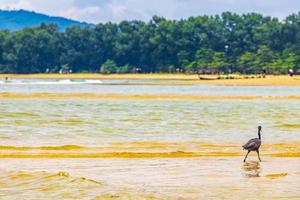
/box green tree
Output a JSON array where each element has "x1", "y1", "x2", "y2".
[
  {"x1": 210, "y1": 52, "x2": 228, "y2": 72},
  {"x1": 1, "y1": 12, "x2": 300, "y2": 74},
  {"x1": 238, "y1": 52, "x2": 257, "y2": 73},
  {"x1": 194, "y1": 47, "x2": 213, "y2": 71},
  {"x1": 100, "y1": 59, "x2": 117, "y2": 74},
  {"x1": 254, "y1": 45, "x2": 275, "y2": 72}
]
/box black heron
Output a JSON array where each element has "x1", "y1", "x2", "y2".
[{"x1": 242, "y1": 126, "x2": 262, "y2": 162}]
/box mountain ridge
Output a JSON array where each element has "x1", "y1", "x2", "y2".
[{"x1": 0, "y1": 9, "x2": 93, "y2": 31}]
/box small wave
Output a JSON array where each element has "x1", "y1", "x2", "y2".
[
  {"x1": 275, "y1": 123, "x2": 300, "y2": 129},
  {"x1": 0, "y1": 79, "x2": 103, "y2": 85},
  {"x1": 266, "y1": 173, "x2": 288, "y2": 179},
  {"x1": 0, "y1": 171, "x2": 102, "y2": 198},
  {"x1": 84, "y1": 79, "x2": 103, "y2": 84},
  {"x1": 0, "y1": 142, "x2": 300, "y2": 158},
  {"x1": 0, "y1": 145, "x2": 85, "y2": 151},
  {"x1": 0, "y1": 171, "x2": 163, "y2": 199},
  {"x1": 0, "y1": 112, "x2": 40, "y2": 118},
  {"x1": 2, "y1": 92, "x2": 300, "y2": 100},
  {"x1": 0, "y1": 151, "x2": 240, "y2": 158}
]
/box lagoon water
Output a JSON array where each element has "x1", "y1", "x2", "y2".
[
  {"x1": 2, "y1": 78, "x2": 300, "y2": 96},
  {"x1": 1, "y1": 99, "x2": 300, "y2": 146},
  {"x1": 0, "y1": 79, "x2": 299, "y2": 199}
]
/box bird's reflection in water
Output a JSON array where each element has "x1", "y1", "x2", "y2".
[{"x1": 242, "y1": 161, "x2": 261, "y2": 178}]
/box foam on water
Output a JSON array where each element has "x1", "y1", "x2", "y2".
[
  {"x1": 0, "y1": 79, "x2": 103, "y2": 85},
  {"x1": 2, "y1": 78, "x2": 300, "y2": 95}
]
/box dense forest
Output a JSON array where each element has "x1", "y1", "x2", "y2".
[{"x1": 1, "y1": 12, "x2": 300, "y2": 74}]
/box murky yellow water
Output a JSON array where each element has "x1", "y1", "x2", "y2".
[
  {"x1": 1, "y1": 158, "x2": 299, "y2": 199},
  {"x1": 0, "y1": 80, "x2": 300, "y2": 199},
  {"x1": 0, "y1": 142, "x2": 299, "y2": 158},
  {"x1": 2, "y1": 92, "x2": 300, "y2": 100}
]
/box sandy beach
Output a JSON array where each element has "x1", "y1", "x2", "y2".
[{"x1": 1, "y1": 74, "x2": 300, "y2": 86}]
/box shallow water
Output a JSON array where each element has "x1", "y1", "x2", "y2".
[
  {"x1": 0, "y1": 78, "x2": 299, "y2": 199},
  {"x1": 1, "y1": 158, "x2": 299, "y2": 199},
  {"x1": 1, "y1": 78, "x2": 300, "y2": 96},
  {"x1": 1, "y1": 99, "x2": 300, "y2": 146}
]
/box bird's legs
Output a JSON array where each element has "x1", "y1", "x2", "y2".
[
  {"x1": 243, "y1": 151, "x2": 250, "y2": 162},
  {"x1": 256, "y1": 150, "x2": 262, "y2": 162}
]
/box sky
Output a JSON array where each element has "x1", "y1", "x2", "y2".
[{"x1": 0, "y1": 0, "x2": 300, "y2": 23}]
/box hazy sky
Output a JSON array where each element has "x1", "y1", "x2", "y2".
[{"x1": 0, "y1": 0, "x2": 299, "y2": 23}]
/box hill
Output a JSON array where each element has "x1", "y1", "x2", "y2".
[{"x1": 0, "y1": 9, "x2": 93, "y2": 31}]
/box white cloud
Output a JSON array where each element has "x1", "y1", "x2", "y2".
[
  {"x1": 62, "y1": 6, "x2": 102, "y2": 23},
  {"x1": 0, "y1": 0, "x2": 300, "y2": 23},
  {"x1": 109, "y1": 3, "x2": 126, "y2": 17},
  {"x1": 0, "y1": 0, "x2": 33, "y2": 10}
]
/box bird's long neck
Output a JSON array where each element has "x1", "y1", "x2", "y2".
[{"x1": 258, "y1": 130, "x2": 261, "y2": 140}]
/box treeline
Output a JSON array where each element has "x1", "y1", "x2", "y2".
[{"x1": 1, "y1": 12, "x2": 300, "y2": 74}]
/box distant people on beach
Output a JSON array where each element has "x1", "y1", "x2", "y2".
[
  {"x1": 262, "y1": 69, "x2": 266, "y2": 78},
  {"x1": 4, "y1": 77, "x2": 9, "y2": 82},
  {"x1": 288, "y1": 68, "x2": 294, "y2": 77}
]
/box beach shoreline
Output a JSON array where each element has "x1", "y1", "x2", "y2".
[{"x1": 1, "y1": 74, "x2": 300, "y2": 86}]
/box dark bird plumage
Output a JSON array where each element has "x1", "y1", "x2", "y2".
[
  {"x1": 242, "y1": 126, "x2": 262, "y2": 162},
  {"x1": 243, "y1": 138, "x2": 261, "y2": 151}
]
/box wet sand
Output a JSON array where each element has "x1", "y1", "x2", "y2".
[
  {"x1": 1, "y1": 157, "x2": 299, "y2": 199},
  {"x1": 1, "y1": 74, "x2": 300, "y2": 86}
]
